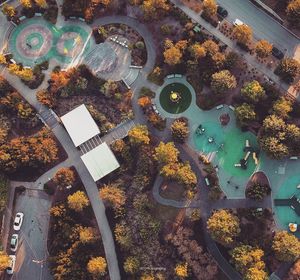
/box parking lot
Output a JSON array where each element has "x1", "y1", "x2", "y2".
[{"x1": 5, "y1": 189, "x2": 52, "y2": 280}]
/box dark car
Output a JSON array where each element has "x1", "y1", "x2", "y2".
[
  {"x1": 217, "y1": 6, "x2": 228, "y2": 18},
  {"x1": 272, "y1": 47, "x2": 284, "y2": 60}
]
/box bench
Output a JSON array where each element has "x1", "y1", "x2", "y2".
[
  {"x1": 229, "y1": 105, "x2": 235, "y2": 111},
  {"x1": 216, "y1": 104, "x2": 224, "y2": 110}
]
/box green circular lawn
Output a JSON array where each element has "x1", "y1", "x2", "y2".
[{"x1": 159, "y1": 83, "x2": 192, "y2": 114}]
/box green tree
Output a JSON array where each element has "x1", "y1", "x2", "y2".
[
  {"x1": 202, "y1": 0, "x2": 217, "y2": 17},
  {"x1": 207, "y1": 210, "x2": 240, "y2": 246},
  {"x1": 275, "y1": 58, "x2": 300, "y2": 83},
  {"x1": 272, "y1": 97, "x2": 292, "y2": 119},
  {"x1": 230, "y1": 245, "x2": 267, "y2": 280},
  {"x1": 211, "y1": 70, "x2": 237, "y2": 93},
  {"x1": 233, "y1": 24, "x2": 253, "y2": 44},
  {"x1": 255, "y1": 40, "x2": 273, "y2": 58},
  {"x1": 171, "y1": 119, "x2": 189, "y2": 143},
  {"x1": 124, "y1": 256, "x2": 140, "y2": 274},
  {"x1": 241, "y1": 80, "x2": 266, "y2": 103},
  {"x1": 67, "y1": 191, "x2": 89, "y2": 212},
  {"x1": 128, "y1": 125, "x2": 150, "y2": 145},
  {"x1": 286, "y1": 0, "x2": 300, "y2": 27},
  {"x1": 272, "y1": 231, "x2": 300, "y2": 262},
  {"x1": 235, "y1": 103, "x2": 256, "y2": 126},
  {"x1": 87, "y1": 257, "x2": 107, "y2": 277},
  {"x1": 154, "y1": 142, "x2": 179, "y2": 165}
]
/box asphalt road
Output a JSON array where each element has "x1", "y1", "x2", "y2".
[
  {"x1": 217, "y1": 0, "x2": 299, "y2": 56},
  {"x1": 5, "y1": 189, "x2": 52, "y2": 280}
]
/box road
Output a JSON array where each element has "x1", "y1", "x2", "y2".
[
  {"x1": 217, "y1": 0, "x2": 299, "y2": 56},
  {"x1": 5, "y1": 189, "x2": 52, "y2": 280}
]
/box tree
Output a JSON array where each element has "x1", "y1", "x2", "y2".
[
  {"x1": 124, "y1": 256, "x2": 140, "y2": 274},
  {"x1": 233, "y1": 24, "x2": 253, "y2": 44},
  {"x1": 67, "y1": 191, "x2": 89, "y2": 212},
  {"x1": 202, "y1": 0, "x2": 217, "y2": 17},
  {"x1": 34, "y1": 0, "x2": 48, "y2": 8},
  {"x1": 0, "y1": 54, "x2": 6, "y2": 65},
  {"x1": 164, "y1": 46, "x2": 182, "y2": 65},
  {"x1": 142, "y1": 0, "x2": 170, "y2": 20},
  {"x1": 241, "y1": 80, "x2": 266, "y2": 103},
  {"x1": 2, "y1": 4, "x2": 16, "y2": 18},
  {"x1": 211, "y1": 70, "x2": 237, "y2": 93},
  {"x1": 286, "y1": 0, "x2": 300, "y2": 27},
  {"x1": 175, "y1": 263, "x2": 188, "y2": 278},
  {"x1": 202, "y1": 40, "x2": 219, "y2": 56},
  {"x1": 259, "y1": 136, "x2": 289, "y2": 159},
  {"x1": 53, "y1": 167, "x2": 75, "y2": 187},
  {"x1": 36, "y1": 89, "x2": 56, "y2": 108},
  {"x1": 0, "y1": 251, "x2": 10, "y2": 271},
  {"x1": 207, "y1": 209, "x2": 240, "y2": 246},
  {"x1": 87, "y1": 257, "x2": 107, "y2": 277},
  {"x1": 230, "y1": 245, "x2": 267, "y2": 280},
  {"x1": 171, "y1": 119, "x2": 189, "y2": 143},
  {"x1": 286, "y1": 259, "x2": 300, "y2": 280},
  {"x1": 255, "y1": 40, "x2": 273, "y2": 58},
  {"x1": 189, "y1": 43, "x2": 206, "y2": 60},
  {"x1": 154, "y1": 142, "x2": 179, "y2": 165},
  {"x1": 272, "y1": 97, "x2": 292, "y2": 119},
  {"x1": 275, "y1": 58, "x2": 300, "y2": 83},
  {"x1": 99, "y1": 184, "x2": 126, "y2": 209},
  {"x1": 262, "y1": 114, "x2": 286, "y2": 135},
  {"x1": 272, "y1": 231, "x2": 300, "y2": 262},
  {"x1": 235, "y1": 103, "x2": 256, "y2": 126},
  {"x1": 114, "y1": 222, "x2": 132, "y2": 248},
  {"x1": 19, "y1": 0, "x2": 32, "y2": 8},
  {"x1": 8, "y1": 64, "x2": 33, "y2": 81},
  {"x1": 79, "y1": 227, "x2": 96, "y2": 243},
  {"x1": 128, "y1": 125, "x2": 150, "y2": 145}
]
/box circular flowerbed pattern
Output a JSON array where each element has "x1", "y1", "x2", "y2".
[
  {"x1": 9, "y1": 18, "x2": 91, "y2": 66},
  {"x1": 159, "y1": 83, "x2": 192, "y2": 114}
]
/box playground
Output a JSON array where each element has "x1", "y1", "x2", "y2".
[{"x1": 8, "y1": 18, "x2": 92, "y2": 67}]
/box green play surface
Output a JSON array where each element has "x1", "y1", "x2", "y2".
[{"x1": 159, "y1": 82, "x2": 192, "y2": 114}]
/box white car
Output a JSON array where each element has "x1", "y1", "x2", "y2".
[
  {"x1": 10, "y1": 234, "x2": 19, "y2": 252},
  {"x1": 13, "y1": 212, "x2": 24, "y2": 231},
  {"x1": 6, "y1": 255, "x2": 16, "y2": 275},
  {"x1": 233, "y1": 19, "x2": 244, "y2": 26}
]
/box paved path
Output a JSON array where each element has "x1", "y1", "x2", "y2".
[{"x1": 170, "y1": 0, "x2": 299, "y2": 99}]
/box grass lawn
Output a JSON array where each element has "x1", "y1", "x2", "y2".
[{"x1": 159, "y1": 83, "x2": 192, "y2": 114}]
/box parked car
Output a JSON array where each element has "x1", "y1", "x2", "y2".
[
  {"x1": 217, "y1": 6, "x2": 228, "y2": 18},
  {"x1": 10, "y1": 234, "x2": 19, "y2": 252},
  {"x1": 272, "y1": 47, "x2": 284, "y2": 60},
  {"x1": 233, "y1": 19, "x2": 244, "y2": 26},
  {"x1": 13, "y1": 212, "x2": 24, "y2": 231},
  {"x1": 6, "y1": 255, "x2": 16, "y2": 275}
]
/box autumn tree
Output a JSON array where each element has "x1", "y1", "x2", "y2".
[
  {"x1": 171, "y1": 119, "x2": 189, "y2": 143},
  {"x1": 19, "y1": 0, "x2": 32, "y2": 8},
  {"x1": 79, "y1": 226, "x2": 96, "y2": 243},
  {"x1": 202, "y1": 0, "x2": 217, "y2": 17},
  {"x1": 99, "y1": 184, "x2": 126, "y2": 209},
  {"x1": 34, "y1": 0, "x2": 48, "y2": 8},
  {"x1": 272, "y1": 97, "x2": 292, "y2": 119},
  {"x1": 202, "y1": 39, "x2": 219, "y2": 56},
  {"x1": 241, "y1": 80, "x2": 266, "y2": 103},
  {"x1": 2, "y1": 4, "x2": 16, "y2": 18},
  {"x1": 255, "y1": 40, "x2": 273, "y2": 58},
  {"x1": 230, "y1": 245, "x2": 267, "y2": 280},
  {"x1": 0, "y1": 251, "x2": 10, "y2": 271},
  {"x1": 233, "y1": 24, "x2": 253, "y2": 45},
  {"x1": 114, "y1": 221, "x2": 132, "y2": 248},
  {"x1": 142, "y1": 0, "x2": 170, "y2": 20},
  {"x1": 67, "y1": 191, "x2": 89, "y2": 212},
  {"x1": 36, "y1": 89, "x2": 56, "y2": 108},
  {"x1": 8, "y1": 64, "x2": 33, "y2": 81},
  {"x1": 124, "y1": 256, "x2": 140, "y2": 275},
  {"x1": 259, "y1": 136, "x2": 289, "y2": 159},
  {"x1": 286, "y1": 0, "x2": 300, "y2": 27},
  {"x1": 164, "y1": 46, "x2": 182, "y2": 65},
  {"x1": 0, "y1": 54, "x2": 6, "y2": 65},
  {"x1": 128, "y1": 125, "x2": 150, "y2": 145},
  {"x1": 189, "y1": 43, "x2": 206, "y2": 60},
  {"x1": 87, "y1": 257, "x2": 107, "y2": 277},
  {"x1": 286, "y1": 259, "x2": 300, "y2": 280},
  {"x1": 53, "y1": 167, "x2": 75, "y2": 187},
  {"x1": 154, "y1": 141, "x2": 179, "y2": 165},
  {"x1": 211, "y1": 70, "x2": 237, "y2": 93},
  {"x1": 275, "y1": 58, "x2": 300, "y2": 83},
  {"x1": 175, "y1": 263, "x2": 188, "y2": 278},
  {"x1": 272, "y1": 231, "x2": 300, "y2": 262},
  {"x1": 207, "y1": 210, "x2": 240, "y2": 246}
]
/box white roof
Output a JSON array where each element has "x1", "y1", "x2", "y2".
[
  {"x1": 81, "y1": 143, "x2": 120, "y2": 181},
  {"x1": 61, "y1": 104, "x2": 100, "y2": 147}
]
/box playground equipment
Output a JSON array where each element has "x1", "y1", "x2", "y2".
[
  {"x1": 274, "y1": 195, "x2": 300, "y2": 216},
  {"x1": 196, "y1": 124, "x2": 205, "y2": 135},
  {"x1": 289, "y1": 223, "x2": 298, "y2": 233},
  {"x1": 235, "y1": 140, "x2": 259, "y2": 169},
  {"x1": 253, "y1": 153, "x2": 258, "y2": 165}
]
